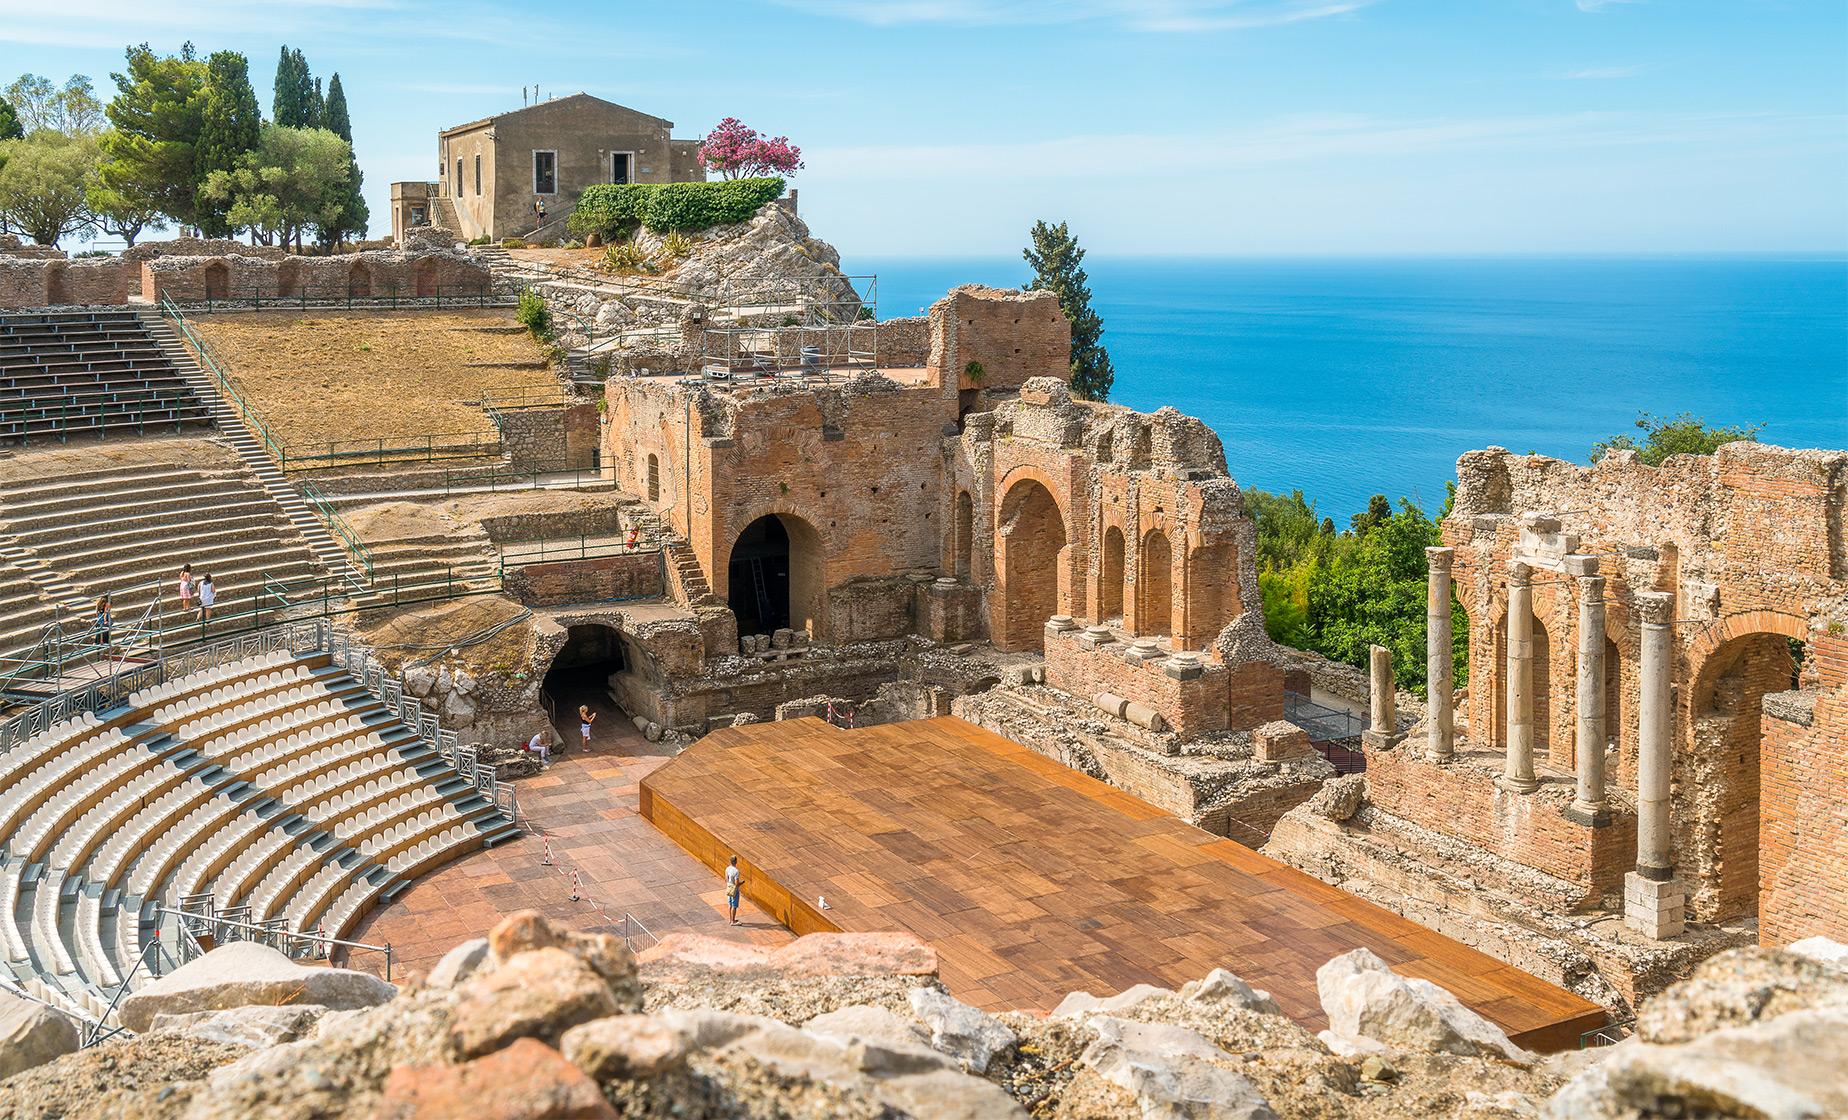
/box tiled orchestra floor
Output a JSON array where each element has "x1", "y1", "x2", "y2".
[
  {"x1": 641, "y1": 716, "x2": 1607, "y2": 1051},
  {"x1": 350, "y1": 709, "x2": 790, "y2": 978}
]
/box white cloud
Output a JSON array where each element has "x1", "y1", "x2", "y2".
[
  {"x1": 773, "y1": 0, "x2": 1376, "y2": 31},
  {"x1": 1557, "y1": 64, "x2": 1646, "y2": 80}
]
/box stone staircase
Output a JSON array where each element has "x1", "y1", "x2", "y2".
[
  {"x1": 623, "y1": 504, "x2": 714, "y2": 605},
  {"x1": 137, "y1": 310, "x2": 361, "y2": 586}
]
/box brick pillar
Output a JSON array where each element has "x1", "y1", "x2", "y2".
[
  {"x1": 1425, "y1": 546, "x2": 1456, "y2": 762},
  {"x1": 1566, "y1": 556, "x2": 1610, "y2": 825},
  {"x1": 1499, "y1": 560, "x2": 1540, "y2": 794},
  {"x1": 1626, "y1": 590, "x2": 1684, "y2": 939}
]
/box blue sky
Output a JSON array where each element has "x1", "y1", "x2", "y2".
[{"x1": 2, "y1": 0, "x2": 1844, "y2": 256}]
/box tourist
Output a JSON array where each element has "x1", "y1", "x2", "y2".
[
  {"x1": 197, "y1": 574, "x2": 216, "y2": 624},
  {"x1": 176, "y1": 563, "x2": 194, "y2": 612},
  {"x1": 578, "y1": 703, "x2": 596, "y2": 751},
  {"x1": 625, "y1": 526, "x2": 639, "y2": 551},
  {"x1": 527, "y1": 729, "x2": 551, "y2": 766},
  {"x1": 726, "y1": 856, "x2": 743, "y2": 925},
  {"x1": 93, "y1": 595, "x2": 112, "y2": 654},
  {"x1": 534, "y1": 198, "x2": 547, "y2": 229}
]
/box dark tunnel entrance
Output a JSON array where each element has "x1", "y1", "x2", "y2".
[{"x1": 541, "y1": 624, "x2": 628, "y2": 730}]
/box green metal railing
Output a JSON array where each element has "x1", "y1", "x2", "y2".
[
  {"x1": 169, "y1": 281, "x2": 504, "y2": 314},
  {"x1": 478, "y1": 382, "x2": 574, "y2": 413},
  {"x1": 299, "y1": 480, "x2": 376, "y2": 581},
  {"x1": 496, "y1": 535, "x2": 659, "y2": 570},
  {"x1": 431, "y1": 457, "x2": 610, "y2": 499},
  {"x1": 3, "y1": 393, "x2": 204, "y2": 446},
  {"x1": 159, "y1": 295, "x2": 290, "y2": 466}
]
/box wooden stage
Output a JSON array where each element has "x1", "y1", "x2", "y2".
[{"x1": 639, "y1": 717, "x2": 1605, "y2": 1050}]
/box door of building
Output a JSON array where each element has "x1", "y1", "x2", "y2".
[{"x1": 611, "y1": 152, "x2": 632, "y2": 184}]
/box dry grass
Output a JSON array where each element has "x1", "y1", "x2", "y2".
[
  {"x1": 358, "y1": 595, "x2": 536, "y2": 676},
  {"x1": 188, "y1": 309, "x2": 559, "y2": 453}
]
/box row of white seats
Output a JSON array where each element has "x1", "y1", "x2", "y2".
[
  {"x1": 153, "y1": 666, "x2": 311, "y2": 726},
  {"x1": 0, "y1": 862, "x2": 28, "y2": 962},
  {"x1": 175, "y1": 682, "x2": 329, "y2": 740},
  {"x1": 218, "y1": 713, "x2": 366, "y2": 770},
  {"x1": 0, "y1": 713, "x2": 105, "y2": 794},
  {"x1": 10, "y1": 744, "x2": 166, "y2": 866},
  {"x1": 246, "y1": 731, "x2": 387, "y2": 791},
  {"x1": 280, "y1": 762, "x2": 419, "y2": 809},
  {"x1": 0, "y1": 729, "x2": 130, "y2": 843},
  {"x1": 127, "y1": 787, "x2": 246, "y2": 899},
  {"x1": 127, "y1": 650, "x2": 291, "y2": 708},
  {"x1": 96, "y1": 774, "x2": 212, "y2": 892},
  {"x1": 260, "y1": 799, "x2": 465, "y2": 928},
  {"x1": 233, "y1": 769, "x2": 433, "y2": 917},
  {"x1": 332, "y1": 788, "x2": 444, "y2": 843},
  {"x1": 49, "y1": 755, "x2": 184, "y2": 869},
  {"x1": 319, "y1": 825, "x2": 481, "y2": 940},
  {"x1": 32, "y1": 869, "x2": 73, "y2": 975}
]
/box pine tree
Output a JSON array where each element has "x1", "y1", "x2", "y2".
[
  {"x1": 1023, "y1": 220, "x2": 1115, "y2": 401},
  {"x1": 272, "y1": 47, "x2": 316, "y2": 128},
  {"x1": 318, "y1": 74, "x2": 367, "y2": 245},
  {"x1": 0, "y1": 96, "x2": 25, "y2": 141},
  {"x1": 194, "y1": 51, "x2": 262, "y2": 238},
  {"x1": 321, "y1": 73, "x2": 351, "y2": 141}
]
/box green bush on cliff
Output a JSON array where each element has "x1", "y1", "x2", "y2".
[{"x1": 569, "y1": 177, "x2": 785, "y2": 240}]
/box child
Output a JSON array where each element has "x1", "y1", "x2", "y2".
[
  {"x1": 177, "y1": 564, "x2": 194, "y2": 612},
  {"x1": 578, "y1": 704, "x2": 596, "y2": 751},
  {"x1": 197, "y1": 574, "x2": 216, "y2": 623}
]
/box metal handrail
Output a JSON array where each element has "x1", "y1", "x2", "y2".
[
  {"x1": 161, "y1": 903, "x2": 394, "y2": 980},
  {"x1": 84, "y1": 937, "x2": 173, "y2": 1046},
  {"x1": 159, "y1": 295, "x2": 291, "y2": 467},
  {"x1": 299, "y1": 480, "x2": 377, "y2": 581}
]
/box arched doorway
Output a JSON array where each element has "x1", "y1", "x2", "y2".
[
  {"x1": 1685, "y1": 630, "x2": 1800, "y2": 921},
  {"x1": 1139, "y1": 529, "x2": 1172, "y2": 638},
  {"x1": 348, "y1": 262, "x2": 371, "y2": 298},
  {"x1": 1532, "y1": 617, "x2": 1553, "y2": 762},
  {"x1": 954, "y1": 491, "x2": 974, "y2": 581},
  {"x1": 413, "y1": 258, "x2": 437, "y2": 297},
  {"x1": 727, "y1": 514, "x2": 823, "y2": 638},
  {"x1": 995, "y1": 478, "x2": 1066, "y2": 652},
  {"x1": 1100, "y1": 525, "x2": 1125, "y2": 623},
  {"x1": 202, "y1": 261, "x2": 230, "y2": 301},
  {"x1": 541, "y1": 623, "x2": 628, "y2": 740}
]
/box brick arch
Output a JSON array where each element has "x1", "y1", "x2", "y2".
[
  {"x1": 1687, "y1": 610, "x2": 1809, "y2": 702},
  {"x1": 995, "y1": 476, "x2": 1069, "y2": 652},
  {"x1": 717, "y1": 505, "x2": 828, "y2": 642}
]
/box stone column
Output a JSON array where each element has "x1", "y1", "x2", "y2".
[
  {"x1": 1362, "y1": 645, "x2": 1403, "y2": 752},
  {"x1": 1566, "y1": 556, "x2": 1610, "y2": 825},
  {"x1": 1499, "y1": 561, "x2": 1540, "y2": 793},
  {"x1": 1626, "y1": 590, "x2": 1684, "y2": 938},
  {"x1": 1425, "y1": 547, "x2": 1456, "y2": 762}
]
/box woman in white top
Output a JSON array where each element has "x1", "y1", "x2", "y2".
[
  {"x1": 197, "y1": 574, "x2": 216, "y2": 623},
  {"x1": 578, "y1": 704, "x2": 596, "y2": 751}
]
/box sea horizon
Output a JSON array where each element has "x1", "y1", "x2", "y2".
[{"x1": 848, "y1": 253, "x2": 1848, "y2": 520}]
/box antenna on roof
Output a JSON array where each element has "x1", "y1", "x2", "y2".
[{"x1": 522, "y1": 85, "x2": 528, "y2": 107}]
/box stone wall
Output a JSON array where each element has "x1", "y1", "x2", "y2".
[
  {"x1": 1044, "y1": 625, "x2": 1230, "y2": 738},
  {"x1": 874, "y1": 316, "x2": 931, "y2": 369},
  {"x1": 928, "y1": 285, "x2": 1069, "y2": 393},
  {"x1": 499, "y1": 402, "x2": 600, "y2": 471},
  {"x1": 142, "y1": 248, "x2": 490, "y2": 303},
  {"x1": 1758, "y1": 642, "x2": 1848, "y2": 945},
  {"x1": 501, "y1": 552, "x2": 664, "y2": 606}
]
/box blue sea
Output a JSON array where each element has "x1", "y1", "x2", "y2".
[{"x1": 847, "y1": 256, "x2": 1848, "y2": 519}]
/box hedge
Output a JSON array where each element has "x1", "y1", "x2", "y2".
[{"x1": 569, "y1": 177, "x2": 786, "y2": 240}]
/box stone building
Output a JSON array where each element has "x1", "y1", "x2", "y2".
[
  {"x1": 1264, "y1": 441, "x2": 1848, "y2": 1009},
  {"x1": 390, "y1": 93, "x2": 706, "y2": 244}
]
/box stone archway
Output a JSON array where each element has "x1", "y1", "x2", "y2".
[
  {"x1": 541, "y1": 622, "x2": 629, "y2": 740},
  {"x1": 1100, "y1": 525, "x2": 1125, "y2": 623},
  {"x1": 413, "y1": 258, "x2": 438, "y2": 298},
  {"x1": 202, "y1": 260, "x2": 230, "y2": 301},
  {"x1": 995, "y1": 478, "x2": 1067, "y2": 652},
  {"x1": 1139, "y1": 528, "x2": 1173, "y2": 638},
  {"x1": 726, "y1": 513, "x2": 825, "y2": 639},
  {"x1": 348, "y1": 261, "x2": 371, "y2": 298}
]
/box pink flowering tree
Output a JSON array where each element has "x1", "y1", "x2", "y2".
[{"x1": 697, "y1": 118, "x2": 804, "y2": 180}]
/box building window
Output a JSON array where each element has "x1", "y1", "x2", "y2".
[
  {"x1": 474, "y1": 154, "x2": 481, "y2": 196},
  {"x1": 532, "y1": 150, "x2": 557, "y2": 195},
  {"x1": 453, "y1": 157, "x2": 462, "y2": 196},
  {"x1": 410, "y1": 206, "x2": 426, "y2": 226},
  {"x1": 611, "y1": 152, "x2": 632, "y2": 185}
]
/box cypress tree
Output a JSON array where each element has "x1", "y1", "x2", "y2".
[
  {"x1": 322, "y1": 73, "x2": 351, "y2": 141},
  {"x1": 320, "y1": 73, "x2": 368, "y2": 245},
  {"x1": 271, "y1": 46, "x2": 301, "y2": 127},
  {"x1": 1023, "y1": 220, "x2": 1115, "y2": 401},
  {"x1": 0, "y1": 97, "x2": 22, "y2": 141},
  {"x1": 307, "y1": 76, "x2": 324, "y2": 130},
  {"x1": 195, "y1": 50, "x2": 262, "y2": 238}
]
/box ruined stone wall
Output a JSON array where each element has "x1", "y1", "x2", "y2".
[
  {"x1": 499, "y1": 402, "x2": 600, "y2": 471},
  {"x1": 1428, "y1": 443, "x2": 1848, "y2": 926},
  {"x1": 603, "y1": 377, "x2": 690, "y2": 528},
  {"x1": 501, "y1": 552, "x2": 664, "y2": 606},
  {"x1": 1044, "y1": 626, "x2": 1231, "y2": 738},
  {"x1": 875, "y1": 316, "x2": 930, "y2": 369},
  {"x1": 141, "y1": 249, "x2": 489, "y2": 303},
  {"x1": 0, "y1": 257, "x2": 135, "y2": 307},
  {"x1": 1758, "y1": 635, "x2": 1848, "y2": 946},
  {"x1": 928, "y1": 285, "x2": 1070, "y2": 394}
]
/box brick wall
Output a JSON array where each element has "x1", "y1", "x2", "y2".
[
  {"x1": 1044, "y1": 627, "x2": 1232, "y2": 738},
  {"x1": 1758, "y1": 635, "x2": 1848, "y2": 946},
  {"x1": 143, "y1": 250, "x2": 490, "y2": 303},
  {"x1": 927, "y1": 286, "x2": 1070, "y2": 393},
  {"x1": 501, "y1": 552, "x2": 664, "y2": 606}
]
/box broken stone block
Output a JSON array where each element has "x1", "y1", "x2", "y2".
[
  {"x1": 772, "y1": 627, "x2": 794, "y2": 649},
  {"x1": 117, "y1": 941, "x2": 396, "y2": 1033},
  {"x1": 0, "y1": 991, "x2": 80, "y2": 1082},
  {"x1": 909, "y1": 986, "x2": 1018, "y2": 1074},
  {"x1": 1253, "y1": 721, "x2": 1313, "y2": 763}
]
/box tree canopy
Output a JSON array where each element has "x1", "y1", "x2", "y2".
[
  {"x1": 0, "y1": 130, "x2": 103, "y2": 245},
  {"x1": 200, "y1": 124, "x2": 350, "y2": 249},
  {"x1": 1592, "y1": 411, "x2": 1763, "y2": 466},
  {"x1": 194, "y1": 50, "x2": 263, "y2": 237},
  {"x1": 0, "y1": 97, "x2": 22, "y2": 142},
  {"x1": 1024, "y1": 219, "x2": 1115, "y2": 401},
  {"x1": 696, "y1": 118, "x2": 802, "y2": 180},
  {"x1": 100, "y1": 45, "x2": 209, "y2": 230},
  {"x1": 3, "y1": 74, "x2": 104, "y2": 135}
]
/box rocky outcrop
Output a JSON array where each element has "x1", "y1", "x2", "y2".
[
  {"x1": 5, "y1": 923, "x2": 1843, "y2": 1120},
  {"x1": 0, "y1": 991, "x2": 80, "y2": 1082},
  {"x1": 117, "y1": 941, "x2": 397, "y2": 1032}
]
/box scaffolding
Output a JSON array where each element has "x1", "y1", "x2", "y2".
[
  {"x1": 0, "y1": 584, "x2": 165, "y2": 702},
  {"x1": 695, "y1": 274, "x2": 879, "y2": 383}
]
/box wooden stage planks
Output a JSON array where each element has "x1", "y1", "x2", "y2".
[{"x1": 639, "y1": 716, "x2": 1605, "y2": 1050}]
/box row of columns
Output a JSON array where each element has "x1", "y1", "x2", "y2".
[{"x1": 1419, "y1": 546, "x2": 1684, "y2": 938}]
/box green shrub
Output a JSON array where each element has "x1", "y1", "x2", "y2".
[
  {"x1": 570, "y1": 178, "x2": 785, "y2": 240},
  {"x1": 515, "y1": 289, "x2": 550, "y2": 338},
  {"x1": 964, "y1": 360, "x2": 985, "y2": 383},
  {"x1": 501, "y1": 237, "x2": 527, "y2": 249},
  {"x1": 602, "y1": 242, "x2": 654, "y2": 274},
  {"x1": 468, "y1": 235, "x2": 491, "y2": 246},
  {"x1": 562, "y1": 238, "x2": 584, "y2": 250}
]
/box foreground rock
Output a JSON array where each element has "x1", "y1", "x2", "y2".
[
  {"x1": 1316, "y1": 947, "x2": 1532, "y2": 1064},
  {"x1": 0, "y1": 991, "x2": 80, "y2": 1082},
  {"x1": 117, "y1": 941, "x2": 397, "y2": 1032}
]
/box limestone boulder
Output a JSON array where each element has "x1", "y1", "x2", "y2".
[
  {"x1": 1545, "y1": 1007, "x2": 1848, "y2": 1120},
  {"x1": 1635, "y1": 945, "x2": 1848, "y2": 1045},
  {"x1": 559, "y1": 1014, "x2": 690, "y2": 1081},
  {"x1": 403, "y1": 665, "x2": 438, "y2": 698},
  {"x1": 1053, "y1": 982, "x2": 1173, "y2": 1019},
  {"x1": 450, "y1": 947, "x2": 621, "y2": 1058},
  {"x1": 1305, "y1": 774, "x2": 1365, "y2": 821},
  {"x1": 148, "y1": 1004, "x2": 327, "y2": 1048},
  {"x1": 1788, "y1": 936, "x2": 1848, "y2": 970},
  {"x1": 439, "y1": 688, "x2": 477, "y2": 728},
  {"x1": 487, "y1": 911, "x2": 641, "y2": 1009},
  {"x1": 117, "y1": 941, "x2": 396, "y2": 1033},
  {"x1": 1181, "y1": 968, "x2": 1285, "y2": 1015},
  {"x1": 1316, "y1": 947, "x2": 1531, "y2": 1064},
  {"x1": 908, "y1": 986, "x2": 1017, "y2": 1074},
  {"x1": 375, "y1": 1037, "x2": 616, "y2": 1120},
  {"x1": 0, "y1": 990, "x2": 81, "y2": 1082},
  {"x1": 803, "y1": 1003, "x2": 945, "y2": 1076},
  {"x1": 426, "y1": 937, "x2": 492, "y2": 989},
  {"x1": 1079, "y1": 1016, "x2": 1279, "y2": 1120}
]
